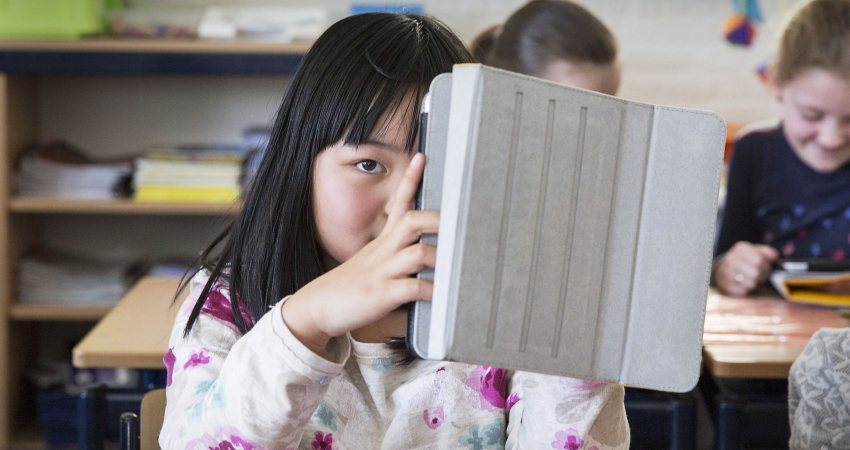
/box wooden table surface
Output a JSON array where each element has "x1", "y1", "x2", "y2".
[
  {"x1": 702, "y1": 290, "x2": 849, "y2": 379},
  {"x1": 73, "y1": 276, "x2": 184, "y2": 368},
  {"x1": 75, "y1": 280, "x2": 849, "y2": 377}
]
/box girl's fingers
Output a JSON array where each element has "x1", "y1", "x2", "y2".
[
  {"x1": 383, "y1": 277, "x2": 434, "y2": 304},
  {"x1": 385, "y1": 210, "x2": 439, "y2": 248},
  {"x1": 382, "y1": 243, "x2": 437, "y2": 276},
  {"x1": 386, "y1": 153, "x2": 425, "y2": 227}
]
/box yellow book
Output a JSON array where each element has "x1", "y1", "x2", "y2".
[
  {"x1": 134, "y1": 185, "x2": 240, "y2": 203},
  {"x1": 769, "y1": 271, "x2": 850, "y2": 307}
]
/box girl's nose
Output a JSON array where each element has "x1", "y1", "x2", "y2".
[{"x1": 817, "y1": 120, "x2": 846, "y2": 149}]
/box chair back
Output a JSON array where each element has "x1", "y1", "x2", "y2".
[{"x1": 140, "y1": 389, "x2": 166, "y2": 450}]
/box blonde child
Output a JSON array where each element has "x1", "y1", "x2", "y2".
[
  {"x1": 713, "y1": 0, "x2": 850, "y2": 296},
  {"x1": 160, "y1": 13, "x2": 629, "y2": 449},
  {"x1": 471, "y1": 0, "x2": 620, "y2": 95}
]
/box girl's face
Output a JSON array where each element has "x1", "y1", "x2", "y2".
[
  {"x1": 774, "y1": 68, "x2": 850, "y2": 173},
  {"x1": 311, "y1": 103, "x2": 418, "y2": 268},
  {"x1": 539, "y1": 59, "x2": 621, "y2": 96}
]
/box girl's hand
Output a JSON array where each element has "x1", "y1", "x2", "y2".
[
  {"x1": 281, "y1": 153, "x2": 438, "y2": 356},
  {"x1": 713, "y1": 241, "x2": 779, "y2": 296}
]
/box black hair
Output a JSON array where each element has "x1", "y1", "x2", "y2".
[{"x1": 181, "y1": 13, "x2": 474, "y2": 336}]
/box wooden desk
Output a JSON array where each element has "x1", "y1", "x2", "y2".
[
  {"x1": 73, "y1": 276, "x2": 184, "y2": 368},
  {"x1": 702, "y1": 291, "x2": 849, "y2": 379}
]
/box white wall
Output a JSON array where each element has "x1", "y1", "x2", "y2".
[
  {"x1": 121, "y1": 0, "x2": 804, "y2": 125},
  {"x1": 34, "y1": 0, "x2": 802, "y2": 260}
]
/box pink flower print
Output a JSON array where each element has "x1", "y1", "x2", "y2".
[
  {"x1": 163, "y1": 348, "x2": 176, "y2": 387},
  {"x1": 230, "y1": 435, "x2": 258, "y2": 450},
  {"x1": 311, "y1": 431, "x2": 333, "y2": 450},
  {"x1": 202, "y1": 286, "x2": 255, "y2": 332},
  {"x1": 506, "y1": 393, "x2": 520, "y2": 411},
  {"x1": 551, "y1": 429, "x2": 583, "y2": 450},
  {"x1": 466, "y1": 366, "x2": 507, "y2": 409},
  {"x1": 783, "y1": 241, "x2": 795, "y2": 256},
  {"x1": 185, "y1": 430, "x2": 260, "y2": 450},
  {"x1": 211, "y1": 441, "x2": 237, "y2": 450},
  {"x1": 423, "y1": 405, "x2": 445, "y2": 429},
  {"x1": 183, "y1": 350, "x2": 211, "y2": 369},
  {"x1": 832, "y1": 248, "x2": 846, "y2": 261}
]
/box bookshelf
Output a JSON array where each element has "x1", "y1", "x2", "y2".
[
  {"x1": 9, "y1": 197, "x2": 242, "y2": 215},
  {"x1": 0, "y1": 39, "x2": 306, "y2": 448}
]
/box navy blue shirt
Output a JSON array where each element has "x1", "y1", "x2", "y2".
[{"x1": 715, "y1": 125, "x2": 850, "y2": 260}]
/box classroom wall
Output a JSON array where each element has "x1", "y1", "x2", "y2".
[
  {"x1": 36, "y1": 0, "x2": 801, "y2": 261},
  {"x1": 44, "y1": 0, "x2": 803, "y2": 157},
  {"x1": 120, "y1": 0, "x2": 804, "y2": 125}
]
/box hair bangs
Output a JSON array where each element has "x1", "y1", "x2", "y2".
[
  {"x1": 344, "y1": 81, "x2": 424, "y2": 152},
  {"x1": 340, "y1": 25, "x2": 443, "y2": 151},
  {"x1": 183, "y1": 13, "x2": 474, "y2": 337}
]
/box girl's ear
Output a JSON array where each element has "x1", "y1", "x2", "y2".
[{"x1": 765, "y1": 66, "x2": 783, "y2": 102}]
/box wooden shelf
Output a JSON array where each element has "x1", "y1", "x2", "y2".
[
  {"x1": 11, "y1": 422, "x2": 45, "y2": 449},
  {"x1": 0, "y1": 38, "x2": 310, "y2": 75},
  {"x1": 0, "y1": 40, "x2": 272, "y2": 447},
  {"x1": 9, "y1": 197, "x2": 240, "y2": 215},
  {"x1": 9, "y1": 303, "x2": 111, "y2": 322},
  {"x1": 0, "y1": 38, "x2": 312, "y2": 54}
]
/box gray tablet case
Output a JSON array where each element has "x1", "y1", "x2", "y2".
[{"x1": 408, "y1": 64, "x2": 725, "y2": 392}]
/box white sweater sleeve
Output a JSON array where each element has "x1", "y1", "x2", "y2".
[
  {"x1": 159, "y1": 276, "x2": 351, "y2": 450},
  {"x1": 505, "y1": 371, "x2": 630, "y2": 449}
]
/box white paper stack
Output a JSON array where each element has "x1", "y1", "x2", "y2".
[
  {"x1": 17, "y1": 254, "x2": 130, "y2": 306},
  {"x1": 198, "y1": 6, "x2": 326, "y2": 41},
  {"x1": 16, "y1": 144, "x2": 132, "y2": 199}
]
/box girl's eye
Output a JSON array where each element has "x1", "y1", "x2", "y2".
[
  {"x1": 354, "y1": 159, "x2": 386, "y2": 174},
  {"x1": 801, "y1": 111, "x2": 822, "y2": 122}
]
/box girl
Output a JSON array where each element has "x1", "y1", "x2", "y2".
[
  {"x1": 160, "y1": 13, "x2": 629, "y2": 450},
  {"x1": 471, "y1": 0, "x2": 621, "y2": 95},
  {"x1": 713, "y1": 0, "x2": 850, "y2": 296}
]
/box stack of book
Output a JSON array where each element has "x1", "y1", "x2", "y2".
[
  {"x1": 17, "y1": 253, "x2": 131, "y2": 306},
  {"x1": 241, "y1": 126, "x2": 271, "y2": 188},
  {"x1": 133, "y1": 145, "x2": 244, "y2": 203},
  {"x1": 16, "y1": 142, "x2": 132, "y2": 199}
]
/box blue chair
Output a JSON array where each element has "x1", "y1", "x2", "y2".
[
  {"x1": 714, "y1": 393, "x2": 789, "y2": 450},
  {"x1": 78, "y1": 384, "x2": 144, "y2": 450},
  {"x1": 78, "y1": 370, "x2": 166, "y2": 449},
  {"x1": 624, "y1": 388, "x2": 697, "y2": 450}
]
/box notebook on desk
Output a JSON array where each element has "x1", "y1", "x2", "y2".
[
  {"x1": 770, "y1": 258, "x2": 850, "y2": 308},
  {"x1": 406, "y1": 64, "x2": 725, "y2": 392}
]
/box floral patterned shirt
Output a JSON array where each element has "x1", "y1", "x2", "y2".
[
  {"x1": 788, "y1": 327, "x2": 850, "y2": 449},
  {"x1": 160, "y1": 272, "x2": 630, "y2": 450}
]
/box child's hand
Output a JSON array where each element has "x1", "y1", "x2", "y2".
[
  {"x1": 714, "y1": 242, "x2": 779, "y2": 296},
  {"x1": 281, "y1": 153, "x2": 438, "y2": 356}
]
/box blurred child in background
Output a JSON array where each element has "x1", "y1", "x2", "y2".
[
  {"x1": 471, "y1": 0, "x2": 620, "y2": 95},
  {"x1": 713, "y1": 0, "x2": 850, "y2": 297}
]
